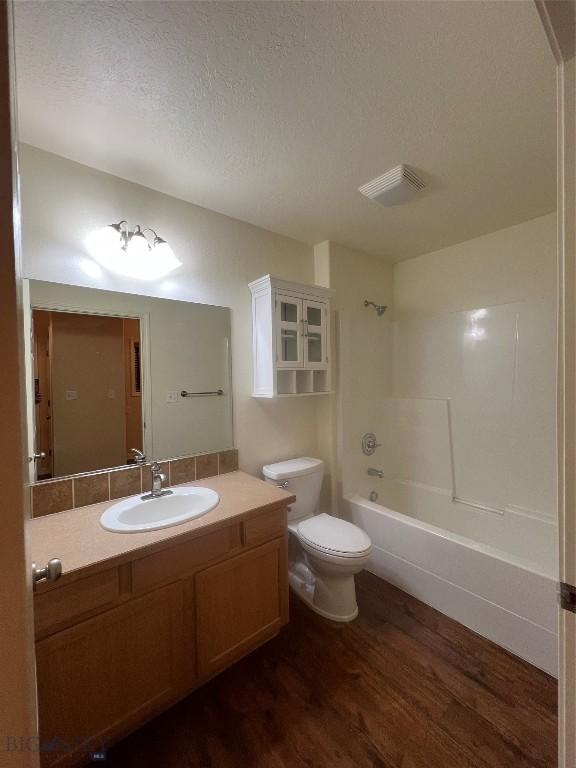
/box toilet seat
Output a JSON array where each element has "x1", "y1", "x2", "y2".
[{"x1": 297, "y1": 513, "x2": 371, "y2": 559}]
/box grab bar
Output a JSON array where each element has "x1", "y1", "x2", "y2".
[
  {"x1": 180, "y1": 389, "x2": 224, "y2": 398},
  {"x1": 452, "y1": 495, "x2": 505, "y2": 516}
]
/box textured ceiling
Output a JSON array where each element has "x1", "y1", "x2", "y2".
[{"x1": 14, "y1": 1, "x2": 556, "y2": 261}]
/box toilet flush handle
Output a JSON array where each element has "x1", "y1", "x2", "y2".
[{"x1": 276, "y1": 481, "x2": 289, "y2": 489}]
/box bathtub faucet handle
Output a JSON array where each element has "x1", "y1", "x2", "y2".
[{"x1": 362, "y1": 433, "x2": 382, "y2": 456}]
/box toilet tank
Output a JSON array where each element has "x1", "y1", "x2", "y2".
[{"x1": 262, "y1": 457, "x2": 324, "y2": 522}]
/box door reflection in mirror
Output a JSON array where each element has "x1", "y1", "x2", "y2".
[{"x1": 32, "y1": 309, "x2": 143, "y2": 479}]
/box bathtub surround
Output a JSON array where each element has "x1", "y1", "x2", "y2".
[
  {"x1": 389, "y1": 213, "x2": 557, "y2": 528},
  {"x1": 378, "y1": 215, "x2": 556, "y2": 672},
  {"x1": 316, "y1": 214, "x2": 558, "y2": 673},
  {"x1": 389, "y1": 300, "x2": 557, "y2": 522},
  {"x1": 393, "y1": 213, "x2": 557, "y2": 316}
]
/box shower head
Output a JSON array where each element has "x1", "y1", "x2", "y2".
[{"x1": 364, "y1": 300, "x2": 387, "y2": 316}]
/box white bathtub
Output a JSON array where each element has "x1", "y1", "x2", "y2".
[{"x1": 344, "y1": 492, "x2": 559, "y2": 676}]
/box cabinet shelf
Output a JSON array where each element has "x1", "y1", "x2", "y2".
[{"x1": 249, "y1": 276, "x2": 334, "y2": 399}]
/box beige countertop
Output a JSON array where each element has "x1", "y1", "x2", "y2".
[{"x1": 30, "y1": 471, "x2": 294, "y2": 581}]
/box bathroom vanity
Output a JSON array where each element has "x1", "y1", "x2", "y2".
[{"x1": 31, "y1": 472, "x2": 294, "y2": 767}]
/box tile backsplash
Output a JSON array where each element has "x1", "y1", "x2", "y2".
[{"x1": 31, "y1": 449, "x2": 239, "y2": 518}]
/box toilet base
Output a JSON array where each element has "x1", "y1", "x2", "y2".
[{"x1": 288, "y1": 569, "x2": 359, "y2": 623}]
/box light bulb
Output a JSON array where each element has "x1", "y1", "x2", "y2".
[
  {"x1": 153, "y1": 239, "x2": 181, "y2": 272},
  {"x1": 126, "y1": 230, "x2": 149, "y2": 258},
  {"x1": 85, "y1": 224, "x2": 124, "y2": 269}
]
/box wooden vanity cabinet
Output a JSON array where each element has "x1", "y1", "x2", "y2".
[
  {"x1": 36, "y1": 582, "x2": 185, "y2": 767},
  {"x1": 34, "y1": 505, "x2": 288, "y2": 768},
  {"x1": 195, "y1": 537, "x2": 288, "y2": 678}
]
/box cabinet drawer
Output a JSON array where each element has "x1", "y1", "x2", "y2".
[
  {"x1": 243, "y1": 507, "x2": 286, "y2": 547},
  {"x1": 35, "y1": 568, "x2": 120, "y2": 638},
  {"x1": 132, "y1": 524, "x2": 242, "y2": 593}
]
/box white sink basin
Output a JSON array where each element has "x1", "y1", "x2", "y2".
[{"x1": 100, "y1": 487, "x2": 220, "y2": 533}]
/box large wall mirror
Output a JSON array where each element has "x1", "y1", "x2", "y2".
[{"x1": 25, "y1": 280, "x2": 233, "y2": 481}]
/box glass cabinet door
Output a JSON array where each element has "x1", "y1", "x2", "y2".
[
  {"x1": 303, "y1": 300, "x2": 328, "y2": 369},
  {"x1": 276, "y1": 296, "x2": 303, "y2": 367}
]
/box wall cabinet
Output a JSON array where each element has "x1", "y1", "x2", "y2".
[
  {"x1": 249, "y1": 275, "x2": 334, "y2": 397},
  {"x1": 34, "y1": 506, "x2": 289, "y2": 768}
]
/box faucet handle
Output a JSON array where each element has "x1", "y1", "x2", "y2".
[
  {"x1": 150, "y1": 461, "x2": 161, "y2": 472},
  {"x1": 131, "y1": 448, "x2": 146, "y2": 464},
  {"x1": 362, "y1": 433, "x2": 382, "y2": 456}
]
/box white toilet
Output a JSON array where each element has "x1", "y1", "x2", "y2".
[{"x1": 263, "y1": 457, "x2": 371, "y2": 622}]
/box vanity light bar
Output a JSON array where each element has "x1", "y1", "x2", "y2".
[{"x1": 86, "y1": 220, "x2": 181, "y2": 281}]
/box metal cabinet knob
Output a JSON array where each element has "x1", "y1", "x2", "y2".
[
  {"x1": 29, "y1": 451, "x2": 46, "y2": 463},
  {"x1": 32, "y1": 558, "x2": 62, "y2": 589}
]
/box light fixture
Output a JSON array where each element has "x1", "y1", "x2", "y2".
[{"x1": 86, "y1": 221, "x2": 181, "y2": 280}]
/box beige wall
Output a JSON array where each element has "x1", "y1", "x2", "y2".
[
  {"x1": 20, "y1": 144, "x2": 320, "y2": 478},
  {"x1": 314, "y1": 241, "x2": 394, "y2": 511},
  {"x1": 393, "y1": 213, "x2": 557, "y2": 317}
]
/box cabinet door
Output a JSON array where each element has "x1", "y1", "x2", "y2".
[
  {"x1": 195, "y1": 538, "x2": 288, "y2": 680},
  {"x1": 303, "y1": 299, "x2": 328, "y2": 370},
  {"x1": 36, "y1": 582, "x2": 185, "y2": 767},
  {"x1": 275, "y1": 294, "x2": 303, "y2": 368}
]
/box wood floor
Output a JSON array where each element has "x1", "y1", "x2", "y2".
[{"x1": 106, "y1": 572, "x2": 558, "y2": 768}]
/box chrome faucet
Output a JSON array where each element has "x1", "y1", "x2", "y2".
[
  {"x1": 142, "y1": 461, "x2": 172, "y2": 500},
  {"x1": 151, "y1": 462, "x2": 166, "y2": 496},
  {"x1": 367, "y1": 467, "x2": 384, "y2": 479},
  {"x1": 130, "y1": 448, "x2": 146, "y2": 465}
]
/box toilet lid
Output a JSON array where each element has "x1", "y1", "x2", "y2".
[
  {"x1": 297, "y1": 514, "x2": 371, "y2": 557},
  {"x1": 263, "y1": 457, "x2": 323, "y2": 481}
]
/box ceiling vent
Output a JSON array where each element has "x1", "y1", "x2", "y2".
[{"x1": 358, "y1": 165, "x2": 425, "y2": 206}]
